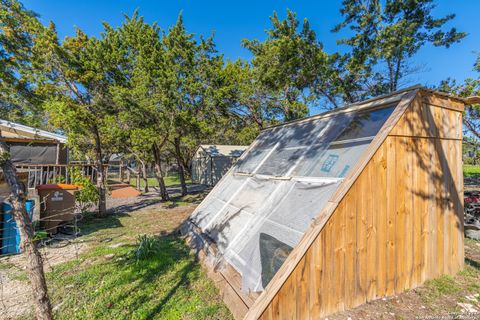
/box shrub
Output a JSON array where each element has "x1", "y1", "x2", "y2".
[
  {"x1": 70, "y1": 167, "x2": 99, "y2": 212},
  {"x1": 133, "y1": 234, "x2": 161, "y2": 263}
]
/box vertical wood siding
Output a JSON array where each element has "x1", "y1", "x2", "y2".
[{"x1": 258, "y1": 94, "x2": 464, "y2": 319}]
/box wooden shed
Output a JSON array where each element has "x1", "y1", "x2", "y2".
[
  {"x1": 0, "y1": 119, "x2": 68, "y2": 202},
  {"x1": 182, "y1": 86, "x2": 468, "y2": 319},
  {"x1": 0, "y1": 119, "x2": 68, "y2": 165},
  {"x1": 191, "y1": 145, "x2": 248, "y2": 186}
]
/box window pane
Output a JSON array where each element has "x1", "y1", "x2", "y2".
[
  {"x1": 335, "y1": 106, "x2": 395, "y2": 142},
  {"x1": 295, "y1": 106, "x2": 395, "y2": 178}
]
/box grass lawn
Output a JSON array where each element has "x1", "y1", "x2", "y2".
[
  {"x1": 5, "y1": 190, "x2": 479, "y2": 319},
  {"x1": 44, "y1": 200, "x2": 232, "y2": 320},
  {"x1": 129, "y1": 174, "x2": 192, "y2": 188},
  {"x1": 464, "y1": 165, "x2": 480, "y2": 177}
]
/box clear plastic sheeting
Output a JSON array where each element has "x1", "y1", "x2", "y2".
[
  {"x1": 230, "y1": 179, "x2": 341, "y2": 291},
  {"x1": 189, "y1": 99, "x2": 399, "y2": 293}
]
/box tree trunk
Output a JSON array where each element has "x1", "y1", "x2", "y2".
[
  {"x1": 93, "y1": 126, "x2": 107, "y2": 217},
  {"x1": 152, "y1": 144, "x2": 169, "y2": 201},
  {"x1": 140, "y1": 160, "x2": 149, "y2": 193},
  {"x1": 174, "y1": 137, "x2": 188, "y2": 196},
  {"x1": 180, "y1": 154, "x2": 192, "y2": 180},
  {"x1": 0, "y1": 140, "x2": 53, "y2": 320}
]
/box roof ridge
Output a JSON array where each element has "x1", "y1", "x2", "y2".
[{"x1": 262, "y1": 84, "x2": 424, "y2": 131}]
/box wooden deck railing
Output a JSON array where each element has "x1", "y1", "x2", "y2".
[{"x1": 14, "y1": 164, "x2": 99, "y2": 189}]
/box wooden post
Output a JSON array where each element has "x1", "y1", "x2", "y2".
[
  {"x1": 136, "y1": 172, "x2": 141, "y2": 191},
  {"x1": 119, "y1": 162, "x2": 123, "y2": 182},
  {"x1": 55, "y1": 143, "x2": 60, "y2": 165},
  {"x1": 40, "y1": 166, "x2": 44, "y2": 185}
]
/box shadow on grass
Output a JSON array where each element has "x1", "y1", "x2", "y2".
[
  {"x1": 77, "y1": 195, "x2": 166, "y2": 237},
  {"x1": 108, "y1": 196, "x2": 163, "y2": 215},
  {"x1": 166, "y1": 183, "x2": 211, "y2": 196},
  {"x1": 164, "y1": 192, "x2": 209, "y2": 209},
  {"x1": 77, "y1": 212, "x2": 128, "y2": 237},
  {"x1": 145, "y1": 258, "x2": 196, "y2": 318},
  {"x1": 465, "y1": 257, "x2": 480, "y2": 271},
  {"x1": 49, "y1": 232, "x2": 209, "y2": 319},
  {"x1": 102, "y1": 234, "x2": 199, "y2": 317}
]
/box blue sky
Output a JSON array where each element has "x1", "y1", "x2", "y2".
[{"x1": 23, "y1": 0, "x2": 479, "y2": 89}]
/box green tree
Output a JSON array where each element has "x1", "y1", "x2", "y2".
[
  {"x1": 162, "y1": 14, "x2": 225, "y2": 196},
  {"x1": 243, "y1": 10, "x2": 329, "y2": 120},
  {"x1": 334, "y1": 0, "x2": 466, "y2": 95},
  {"x1": 113, "y1": 12, "x2": 171, "y2": 200},
  {"x1": 223, "y1": 59, "x2": 281, "y2": 129},
  {"x1": 0, "y1": 0, "x2": 45, "y2": 125},
  {"x1": 39, "y1": 23, "x2": 127, "y2": 216}
]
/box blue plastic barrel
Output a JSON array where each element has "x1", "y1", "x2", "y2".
[{"x1": 1, "y1": 200, "x2": 34, "y2": 254}]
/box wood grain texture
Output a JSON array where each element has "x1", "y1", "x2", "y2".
[
  {"x1": 385, "y1": 137, "x2": 397, "y2": 297},
  {"x1": 422, "y1": 94, "x2": 465, "y2": 112},
  {"x1": 255, "y1": 94, "x2": 464, "y2": 320},
  {"x1": 395, "y1": 136, "x2": 407, "y2": 292},
  {"x1": 390, "y1": 95, "x2": 462, "y2": 140}
]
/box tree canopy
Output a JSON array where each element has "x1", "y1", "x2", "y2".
[
  {"x1": 0, "y1": 0, "x2": 470, "y2": 209},
  {"x1": 0, "y1": 0, "x2": 46, "y2": 126},
  {"x1": 334, "y1": 0, "x2": 466, "y2": 96}
]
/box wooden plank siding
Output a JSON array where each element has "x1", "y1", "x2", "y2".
[
  {"x1": 257, "y1": 93, "x2": 464, "y2": 319},
  {"x1": 246, "y1": 90, "x2": 421, "y2": 320}
]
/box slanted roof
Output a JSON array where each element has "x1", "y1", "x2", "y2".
[
  {"x1": 188, "y1": 88, "x2": 412, "y2": 289},
  {"x1": 109, "y1": 153, "x2": 124, "y2": 162},
  {"x1": 0, "y1": 119, "x2": 67, "y2": 143},
  {"x1": 244, "y1": 87, "x2": 466, "y2": 320},
  {"x1": 199, "y1": 144, "x2": 248, "y2": 158},
  {"x1": 184, "y1": 86, "x2": 466, "y2": 319}
]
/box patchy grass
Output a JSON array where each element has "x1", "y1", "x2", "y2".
[
  {"x1": 46, "y1": 203, "x2": 232, "y2": 320},
  {"x1": 464, "y1": 165, "x2": 480, "y2": 177},
  {"x1": 423, "y1": 275, "x2": 461, "y2": 301},
  {"x1": 129, "y1": 174, "x2": 192, "y2": 188},
  {"x1": 0, "y1": 261, "x2": 28, "y2": 281},
  {"x1": 163, "y1": 193, "x2": 208, "y2": 208}
]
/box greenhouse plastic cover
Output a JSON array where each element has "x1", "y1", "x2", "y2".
[{"x1": 189, "y1": 97, "x2": 401, "y2": 293}]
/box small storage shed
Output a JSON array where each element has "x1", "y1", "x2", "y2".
[
  {"x1": 182, "y1": 86, "x2": 470, "y2": 319},
  {"x1": 191, "y1": 145, "x2": 248, "y2": 186},
  {"x1": 0, "y1": 120, "x2": 68, "y2": 202},
  {"x1": 0, "y1": 119, "x2": 68, "y2": 165}
]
